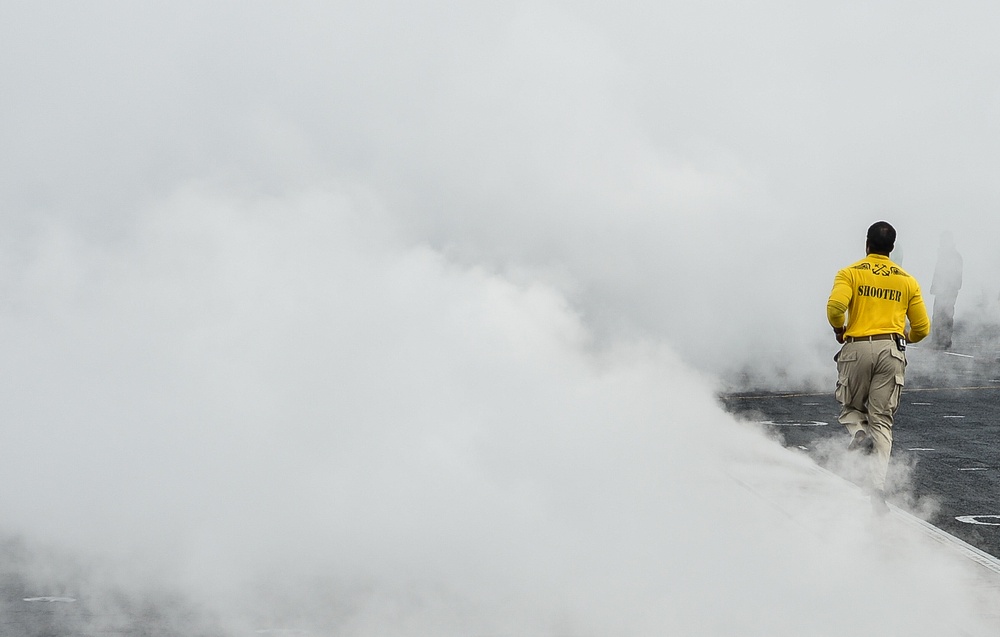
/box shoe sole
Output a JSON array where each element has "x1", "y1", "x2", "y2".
[{"x1": 848, "y1": 431, "x2": 868, "y2": 451}]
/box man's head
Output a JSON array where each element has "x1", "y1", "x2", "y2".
[{"x1": 866, "y1": 221, "x2": 896, "y2": 255}]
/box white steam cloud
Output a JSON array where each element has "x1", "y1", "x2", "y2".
[
  {"x1": 2, "y1": 190, "x2": 997, "y2": 634},
  {"x1": 3, "y1": 1, "x2": 1000, "y2": 634}
]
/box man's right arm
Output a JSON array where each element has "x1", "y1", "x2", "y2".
[{"x1": 827, "y1": 269, "x2": 852, "y2": 341}]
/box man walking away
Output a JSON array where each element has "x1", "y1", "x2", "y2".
[
  {"x1": 930, "y1": 231, "x2": 962, "y2": 350},
  {"x1": 826, "y1": 221, "x2": 931, "y2": 514}
]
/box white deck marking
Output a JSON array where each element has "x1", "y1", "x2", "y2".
[
  {"x1": 957, "y1": 515, "x2": 1000, "y2": 526},
  {"x1": 23, "y1": 597, "x2": 76, "y2": 603},
  {"x1": 944, "y1": 352, "x2": 975, "y2": 358},
  {"x1": 912, "y1": 402, "x2": 933, "y2": 405},
  {"x1": 959, "y1": 468, "x2": 990, "y2": 471},
  {"x1": 943, "y1": 415, "x2": 966, "y2": 418},
  {"x1": 907, "y1": 448, "x2": 936, "y2": 451},
  {"x1": 758, "y1": 420, "x2": 829, "y2": 427}
]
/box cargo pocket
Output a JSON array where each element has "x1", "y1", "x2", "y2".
[
  {"x1": 888, "y1": 347, "x2": 906, "y2": 413},
  {"x1": 888, "y1": 372, "x2": 905, "y2": 413},
  {"x1": 835, "y1": 348, "x2": 858, "y2": 404}
]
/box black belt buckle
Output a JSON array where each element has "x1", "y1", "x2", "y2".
[{"x1": 894, "y1": 334, "x2": 906, "y2": 352}]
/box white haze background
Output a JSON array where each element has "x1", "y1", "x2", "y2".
[{"x1": 3, "y1": 1, "x2": 1000, "y2": 634}]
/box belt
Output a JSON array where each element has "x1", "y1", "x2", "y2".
[{"x1": 846, "y1": 333, "x2": 898, "y2": 342}]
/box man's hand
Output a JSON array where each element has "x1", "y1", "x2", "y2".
[{"x1": 833, "y1": 325, "x2": 846, "y2": 344}]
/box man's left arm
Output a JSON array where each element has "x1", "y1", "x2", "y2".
[{"x1": 906, "y1": 284, "x2": 931, "y2": 343}]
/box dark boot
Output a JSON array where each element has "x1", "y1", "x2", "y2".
[{"x1": 848, "y1": 429, "x2": 875, "y2": 454}]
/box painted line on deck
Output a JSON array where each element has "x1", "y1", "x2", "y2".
[
  {"x1": 732, "y1": 458, "x2": 1000, "y2": 577},
  {"x1": 898, "y1": 513, "x2": 1000, "y2": 576},
  {"x1": 904, "y1": 386, "x2": 1000, "y2": 393},
  {"x1": 722, "y1": 391, "x2": 828, "y2": 399},
  {"x1": 723, "y1": 385, "x2": 1000, "y2": 400},
  {"x1": 807, "y1": 464, "x2": 1000, "y2": 577}
]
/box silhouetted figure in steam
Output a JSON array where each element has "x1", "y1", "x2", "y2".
[
  {"x1": 930, "y1": 231, "x2": 963, "y2": 350},
  {"x1": 827, "y1": 221, "x2": 931, "y2": 515}
]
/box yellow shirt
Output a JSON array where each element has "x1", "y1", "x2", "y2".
[{"x1": 827, "y1": 253, "x2": 931, "y2": 342}]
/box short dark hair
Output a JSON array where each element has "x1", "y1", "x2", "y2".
[{"x1": 867, "y1": 221, "x2": 896, "y2": 254}]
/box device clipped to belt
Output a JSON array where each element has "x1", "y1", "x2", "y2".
[{"x1": 894, "y1": 334, "x2": 906, "y2": 352}]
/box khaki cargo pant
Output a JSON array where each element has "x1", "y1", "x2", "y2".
[{"x1": 835, "y1": 338, "x2": 906, "y2": 492}]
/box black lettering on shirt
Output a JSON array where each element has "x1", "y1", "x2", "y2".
[{"x1": 857, "y1": 285, "x2": 903, "y2": 303}]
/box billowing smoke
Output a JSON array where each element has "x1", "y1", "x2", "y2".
[
  {"x1": 3, "y1": 1, "x2": 1000, "y2": 634},
  {"x1": 2, "y1": 190, "x2": 997, "y2": 634}
]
